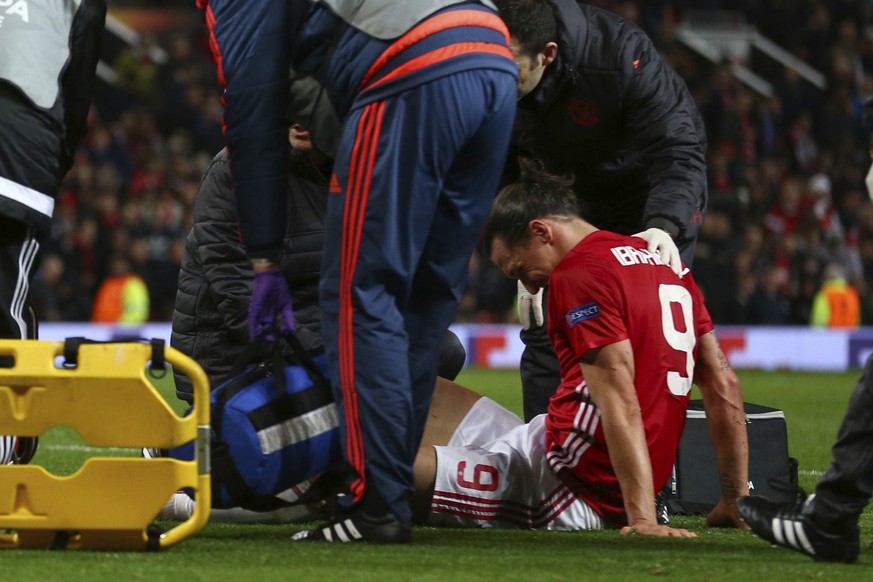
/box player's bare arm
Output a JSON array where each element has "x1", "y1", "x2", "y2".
[
  {"x1": 581, "y1": 340, "x2": 696, "y2": 538},
  {"x1": 692, "y1": 330, "x2": 749, "y2": 529}
]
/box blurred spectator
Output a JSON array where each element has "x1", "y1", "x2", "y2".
[
  {"x1": 91, "y1": 253, "x2": 150, "y2": 324},
  {"x1": 465, "y1": 249, "x2": 517, "y2": 323},
  {"x1": 810, "y1": 262, "x2": 861, "y2": 328},
  {"x1": 692, "y1": 209, "x2": 742, "y2": 322},
  {"x1": 765, "y1": 177, "x2": 804, "y2": 238},
  {"x1": 30, "y1": 254, "x2": 91, "y2": 323},
  {"x1": 747, "y1": 263, "x2": 792, "y2": 325},
  {"x1": 112, "y1": 34, "x2": 161, "y2": 108},
  {"x1": 805, "y1": 173, "x2": 843, "y2": 240},
  {"x1": 789, "y1": 224, "x2": 827, "y2": 324},
  {"x1": 789, "y1": 113, "x2": 819, "y2": 174}
]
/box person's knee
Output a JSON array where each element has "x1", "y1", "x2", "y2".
[
  {"x1": 437, "y1": 330, "x2": 466, "y2": 381},
  {"x1": 411, "y1": 446, "x2": 437, "y2": 524}
]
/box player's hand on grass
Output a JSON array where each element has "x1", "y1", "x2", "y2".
[
  {"x1": 621, "y1": 519, "x2": 697, "y2": 538},
  {"x1": 705, "y1": 499, "x2": 748, "y2": 529}
]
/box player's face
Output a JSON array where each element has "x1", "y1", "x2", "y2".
[
  {"x1": 490, "y1": 236, "x2": 555, "y2": 293},
  {"x1": 509, "y1": 39, "x2": 549, "y2": 100}
]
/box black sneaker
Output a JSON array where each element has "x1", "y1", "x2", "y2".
[
  {"x1": 12, "y1": 436, "x2": 38, "y2": 465},
  {"x1": 655, "y1": 492, "x2": 670, "y2": 525},
  {"x1": 141, "y1": 447, "x2": 168, "y2": 459},
  {"x1": 291, "y1": 506, "x2": 412, "y2": 544},
  {"x1": 2, "y1": 436, "x2": 39, "y2": 465},
  {"x1": 737, "y1": 494, "x2": 860, "y2": 563}
]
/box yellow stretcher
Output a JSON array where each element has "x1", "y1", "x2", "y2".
[{"x1": 0, "y1": 339, "x2": 210, "y2": 550}]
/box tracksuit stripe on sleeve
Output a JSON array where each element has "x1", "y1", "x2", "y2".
[
  {"x1": 203, "y1": 4, "x2": 231, "y2": 142},
  {"x1": 203, "y1": 5, "x2": 228, "y2": 90}
]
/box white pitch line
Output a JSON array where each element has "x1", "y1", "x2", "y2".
[{"x1": 41, "y1": 444, "x2": 139, "y2": 454}]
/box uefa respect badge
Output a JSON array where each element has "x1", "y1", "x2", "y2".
[{"x1": 565, "y1": 302, "x2": 600, "y2": 328}]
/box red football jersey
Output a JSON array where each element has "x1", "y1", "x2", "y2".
[{"x1": 545, "y1": 230, "x2": 714, "y2": 526}]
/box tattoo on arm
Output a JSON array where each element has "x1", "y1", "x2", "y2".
[
  {"x1": 719, "y1": 471, "x2": 741, "y2": 499},
  {"x1": 716, "y1": 348, "x2": 729, "y2": 371}
]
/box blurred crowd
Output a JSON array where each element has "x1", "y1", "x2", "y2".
[{"x1": 29, "y1": 0, "x2": 873, "y2": 326}]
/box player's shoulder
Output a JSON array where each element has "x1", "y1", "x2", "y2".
[
  {"x1": 553, "y1": 231, "x2": 628, "y2": 284},
  {"x1": 587, "y1": 230, "x2": 641, "y2": 250},
  {"x1": 577, "y1": 231, "x2": 645, "y2": 267}
]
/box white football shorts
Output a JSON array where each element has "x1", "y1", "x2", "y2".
[
  {"x1": 430, "y1": 413, "x2": 605, "y2": 531},
  {"x1": 447, "y1": 396, "x2": 524, "y2": 448}
]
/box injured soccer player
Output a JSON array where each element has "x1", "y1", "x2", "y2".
[
  {"x1": 160, "y1": 165, "x2": 748, "y2": 535},
  {"x1": 157, "y1": 376, "x2": 524, "y2": 524},
  {"x1": 438, "y1": 160, "x2": 747, "y2": 535}
]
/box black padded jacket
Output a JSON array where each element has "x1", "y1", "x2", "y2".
[
  {"x1": 171, "y1": 148, "x2": 328, "y2": 400},
  {"x1": 510, "y1": 0, "x2": 708, "y2": 255}
]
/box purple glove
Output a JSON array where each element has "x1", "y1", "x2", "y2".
[{"x1": 249, "y1": 269, "x2": 295, "y2": 340}]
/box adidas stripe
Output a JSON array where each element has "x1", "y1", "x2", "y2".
[
  {"x1": 772, "y1": 517, "x2": 816, "y2": 555},
  {"x1": 321, "y1": 518, "x2": 364, "y2": 543},
  {"x1": 0, "y1": 435, "x2": 17, "y2": 465}
]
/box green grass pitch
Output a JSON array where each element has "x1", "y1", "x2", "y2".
[{"x1": 3, "y1": 366, "x2": 872, "y2": 581}]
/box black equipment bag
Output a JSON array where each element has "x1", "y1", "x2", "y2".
[{"x1": 666, "y1": 400, "x2": 799, "y2": 515}]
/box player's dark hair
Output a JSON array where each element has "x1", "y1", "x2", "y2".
[
  {"x1": 483, "y1": 157, "x2": 578, "y2": 254},
  {"x1": 494, "y1": 0, "x2": 558, "y2": 59}
]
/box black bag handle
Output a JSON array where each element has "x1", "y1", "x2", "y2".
[
  {"x1": 222, "y1": 327, "x2": 278, "y2": 382},
  {"x1": 283, "y1": 331, "x2": 327, "y2": 384},
  {"x1": 212, "y1": 325, "x2": 328, "y2": 445},
  {"x1": 223, "y1": 326, "x2": 326, "y2": 394},
  {"x1": 212, "y1": 328, "x2": 276, "y2": 442}
]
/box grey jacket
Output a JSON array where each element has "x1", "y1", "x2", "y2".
[
  {"x1": 318, "y1": 0, "x2": 496, "y2": 38},
  {"x1": 0, "y1": 0, "x2": 105, "y2": 233}
]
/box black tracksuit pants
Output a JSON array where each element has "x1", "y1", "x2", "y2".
[{"x1": 813, "y1": 353, "x2": 873, "y2": 529}]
